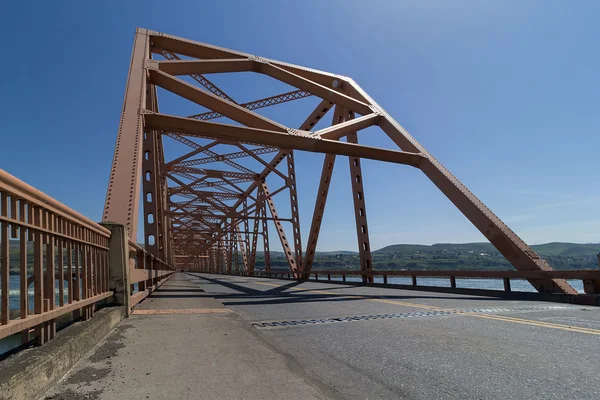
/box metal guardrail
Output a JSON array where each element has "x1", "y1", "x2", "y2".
[
  {"x1": 0, "y1": 170, "x2": 113, "y2": 345},
  {"x1": 252, "y1": 269, "x2": 600, "y2": 293},
  {"x1": 128, "y1": 241, "x2": 174, "y2": 307}
]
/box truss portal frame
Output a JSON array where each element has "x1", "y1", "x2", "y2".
[{"x1": 102, "y1": 28, "x2": 578, "y2": 295}]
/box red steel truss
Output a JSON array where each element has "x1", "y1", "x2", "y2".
[{"x1": 102, "y1": 28, "x2": 588, "y2": 295}]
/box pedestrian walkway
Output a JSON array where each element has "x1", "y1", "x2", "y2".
[{"x1": 42, "y1": 273, "x2": 336, "y2": 400}]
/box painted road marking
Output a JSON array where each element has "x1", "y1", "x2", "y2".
[
  {"x1": 251, "y1": 306, "x2": 579, "y2": 330},
  {"x1": 132, "y1": 308, "x2": 233, "y2": 315},
  {"x1": 252, "y1": 310, "x2": 456, "y2": 329},
  {"x1": 224, "y1": 278, "x2": 600, "y2": 336}
]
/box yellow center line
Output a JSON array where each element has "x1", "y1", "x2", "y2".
[
  {"x1": 243, "y1": 279, "x2": 600, "y2": 336},
  {"x1": 460, "y1": 313, "x2": 600, "y2": 335},
  {"x1": 371, "y1": 298, "x2": 442, "y2": 310}
]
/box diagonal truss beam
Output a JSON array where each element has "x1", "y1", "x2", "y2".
[
  {"x1": 257, "y1": 63, "x2": 373, "y2": 116},
  {"x1": 148, "y1": 69, "x2": 287, "y2": 132},
  {"x1": 160, "y1": 50, "x2": 237, "y2": 102},
  {"x1": 303, "y1": 105, "x2": 346, "y2": 276},
  {"x1": 313, "y1": 113, "x2": 380, "y2": 140},
  {"x1": 261, "y1": 182, "x2": 298, "y2": 275}
]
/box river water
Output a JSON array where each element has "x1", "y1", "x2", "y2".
[
  {"x1": 329, "y1": 275, "x2": 585, "y2": 293},
  {"x1": 3, "y1": 275, "x2": 70, "y2": 312}
]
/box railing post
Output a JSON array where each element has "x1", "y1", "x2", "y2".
[
  {"x1": 412, "y1": 275, "x2": 417, "y2": 286},
  {"x1": 450, "y1": 276, "x2": 456, "y2": 288},
  {"x1": 342, "y1": 273, "x2": 346, "y2": 282},
  {"x1": 383, "y1": 275, "x2": 388, "y2": 284},
  {"x1": 503, "y1": 278, "x2": 511, "y2": 292},
  {"x1": 101, "y1": 223, "x2": 131, "y2": 317}
]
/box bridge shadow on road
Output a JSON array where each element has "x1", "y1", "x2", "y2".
[{"x1": 191, "y1": 274, "x2": 507, "y2": 307}]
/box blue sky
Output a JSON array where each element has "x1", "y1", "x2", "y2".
[{"x1": 1, "y1": 1, "x2": 599, "y2": 250}]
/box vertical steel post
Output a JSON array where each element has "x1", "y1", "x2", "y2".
[
  {"x1": 261, "y1": 200, "x2": 271, "y2": 272},
  {"x1": 286, "y1": 152, "x2": 303, "y2": 271},
  {"x1": 249, "y1": 187, "x2": 261, "y2": 274},
  {"x1": 346, "y1": 110, "x2": 374, "y2": 283},
  {"x1": 0, "y1": 193, "x2": 9, "y2": 325}
]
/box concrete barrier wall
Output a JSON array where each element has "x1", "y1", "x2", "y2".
[{"x1": 0, "y1": 307, "x2": 125, "y2": 400}]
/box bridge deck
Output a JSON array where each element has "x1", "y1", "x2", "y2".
[
  {"x1": 42, "y1": 273, "x2": 331, "y2": 400},
  {"x1": 45, "y1": 273, "x2": 600, "y2": 400}
]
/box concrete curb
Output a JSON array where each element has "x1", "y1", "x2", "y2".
[{"x1": 0, "y1": 307, "x2": 126, "y2": 400}]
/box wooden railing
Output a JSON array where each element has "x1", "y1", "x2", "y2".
[
  {"x1": 252, "y1": 269, "x2": 600, "y2": 294},
  {"x1": 0, "y1": 170, "x2": 113, "y2": 345},
  {"x1": 128, "y1": 241, "x2": 174, "y2": 307}
]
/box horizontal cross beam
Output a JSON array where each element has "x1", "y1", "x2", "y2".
[{"x1": 145, "y1": 113, "x2": 425, "y2": 167}]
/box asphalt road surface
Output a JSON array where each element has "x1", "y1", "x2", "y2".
[{"x1": 189, "y1": 273, "x2": 600, "y2": 400}]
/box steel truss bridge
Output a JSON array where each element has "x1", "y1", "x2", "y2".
[
  {"x1": 2, "y1": 28, "x2": 600, "y2": 400},
  {"x1": 101, "y1": 28, "x2": 597, "y2": 296}
]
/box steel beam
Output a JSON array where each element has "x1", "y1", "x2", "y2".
[
  {"x1": 313, "y1": 113, "x2": 380, "y2": 140},
  {"x1": 145, "y1": 113, "x2": 424, "y2": 166},
  {"x1": 148, "y1": 30, "x2": 342, "y2": 88},
  {"x1": 261, "y1": 182, "x2": 299, "y2": 275},
  {"x1": 156, "y1": 59, "x2": 254, "y2": 75},
  {"x1": 346, "y1": 111, "x2": 374, "y2": 283},
  {"x1": 286, "y1": 152, "x2": 303, "y2": 270},
  {"x1": 302, "y1": 106, "x2": 345, "y2": 276},
  {"x1": 148, "y1": 69, "x2": 287, "y2": 132},
  {"x1": 257, "y1": 63, "x2": 373, "y2": 116},
  {"x1": 103, "y1": 28, "x2": 150, "y2": 239},
  {"x1": 261, "y1": 200, "x2": 271, "y2": 272}
]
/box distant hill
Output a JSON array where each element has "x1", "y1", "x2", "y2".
[
  {"x1": 255, "y1": 250, "x2": 357, "y2": 256},
  {"x1": 375, "y1": 242, "x2": 599, "y2": 257},
  {"x1": 254, "y1": 242, "x2": 598, "y2": 271},
  {"x1": 315, "y1": 250, "x2": 358, "y2": 255},
  {"x1": 530, "y1": 242, "x2": 599, "y2": 257},
  {"x1": 6, "y1": 240, "x2": 598, "y2": 273},
  {"x1": 10, "y1": 239, "x2": 598, "y2": 257}
]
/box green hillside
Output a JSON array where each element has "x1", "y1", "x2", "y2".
[
  {"x1": 374, "y1": 244, "x2": 432, "y2": 254},
  {"x1": 376, "y1": 242, "x2": 600, "y2": 257},
  {"x1": 315, "y1": 250, "x2": 359, "y2": 255},
  {"x1": 531, "y1": 242, "x2": 599, "y2": 257}
]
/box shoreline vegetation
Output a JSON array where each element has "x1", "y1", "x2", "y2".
[{"x1": 4, "y1": 241, "x2": 598, "y2": 274}]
